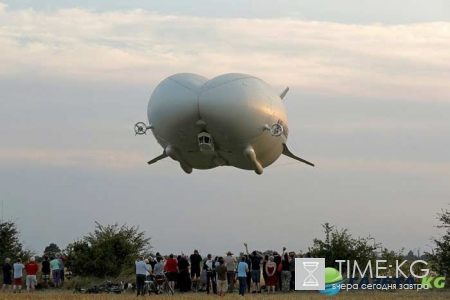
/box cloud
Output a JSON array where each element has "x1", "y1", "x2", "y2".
[{"x1": 0, "y1": 4, "x2": 449, "y2": 101}]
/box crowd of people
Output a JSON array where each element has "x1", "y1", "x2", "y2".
[
  {"x1": 2, "y1": 245, "x2": 298, "y2": 296},
  {"x1": 1, "y1": 253, "x2": 67, "y2": 293},
  {"x1": 135, "y1": 243, "x2": 298, "y2": 297}
]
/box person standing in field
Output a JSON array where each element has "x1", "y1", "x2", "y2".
[
  {"x1": 273, "y1": 249, "x2": 282, "y2": 290},
  {"x1": 189, "y1": 249, "x2": 202, "y2": 292},
  {"x1": 12, "y1": 258, "x2": 24, "y2": 293},
  {"x1": 204, "y1": 254, "x2": 217, "y2": 294},
  {"x1": 135, "y1": 256, "x2": 149, "y2": 296},
  {"x1": 41, "y1": 256, "x2": 50, "y2": 288},
  {"x1": 153, "y1": 257, "x2": 165, "y2": 294},
  {"x1": 281, "y1": 251, "x2": 291, "y2": 292},
  {"x1": 177, "y1": 254, "x2": 190, "y2": 293},
  {"x1": 57, "y1": 254, "x2": 67, "y2": 283},
  {"x1": 244, "y1": 243, "x2": 263, "y2": 293},
  {"x1": 237, "y1": 256, "x2": 249, "y2": 296},
  {"x1": 148, "y1": 256, "x2": 156, "y2": 271},
  {"x1": 164, "y1": 254, "x2": 178, "y2": 294},
  {"x1": 49, "y1": 256, "x2": 61, "y2": 287},
  {"x1": 243, "y1": 254, "x2": 252, "y2": 293},
  {"x1": 144, "y1": 259, "x2": 152, "y2": 281},
  {"x1": 2, "y1": 258, "x2": 12, "y2": 293},
  {"x1": 216, "y1": 257, "x2": 228, "y2": 297},
  {"x1": 262, "y1": 254, "x2": 269, "y2": 291},
  {"x1": 265, "y1": 256, "x2": 277, "y2": 293},
  {"x1": 25, "y1": 257, "x2": 39, "y2": 293},
  {"x1": 224, "y1": 251, "x2": 236, "y2": 293}
]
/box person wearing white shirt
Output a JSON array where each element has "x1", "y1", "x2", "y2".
[
  {"x1": 135, "y1": 257, "x2": 149, "y2": 296},
  {"x1": 13, "y1": 258, "x2": 25, "y2": 294}
]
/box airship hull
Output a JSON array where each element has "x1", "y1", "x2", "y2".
[{"x1": 144, "y1": 73, "x2": 310, "y2": 174}]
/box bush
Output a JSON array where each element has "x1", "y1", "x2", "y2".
[
  {"x1": 65, "y1": 222, "x2": 151, "y2": 277},
  {"x1": 430, "y1": 205, "x2": 450, "y2": 277},
  {"x1": 0, "y1": 220, "x2": 34, "y2": 263},
  {"x1": 307, "y1": 222, "x2": 378, "y2": 274}
]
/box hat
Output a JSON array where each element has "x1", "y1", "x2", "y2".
[
  {"x1": 144, "y1": 259, "x2": 149, "y2": 263},
  {"x1": 226, "y1": 251, "x2": 234, "y2": 255}
]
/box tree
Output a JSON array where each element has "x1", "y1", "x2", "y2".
[
  {"x1": 379, "y1": 248, "x2": 406, "y2": 277},
  {"x1": 307, "y1": 222, "x2": 379, "y2": 275},
  {"x1": 44, "y1": 243, "x2": 61, "y2": 257},
  {"x1": 430, "y1": 205, "x2": 450, "y2": 277},
  {"x1": 405, "y1": 250, "x2": 417, "y2": 260},
  {"x1": 0, "y1": 220, "x2": 34, "y2": 262},
  {"x1": 66, "y1": 222, "x2": 151, "y2": 277}
]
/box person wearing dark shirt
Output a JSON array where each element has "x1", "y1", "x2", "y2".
[
  {"x1": 2, "y1": 258, "x2": 12, "y2": 293},
  {"x1": 216, "y1": 258, "x2": 228, "y2": 297},
  {"x1": 189, "y1": 250, "x2": 202, "y2": 292},
  {"x1": 244, "y1": 243, "x2": 263, "y2": 293},
  {"x1": 281, "y1": 251, "x2": 291, "y2": 292},
  {"x1": 243, "y1": 255, "x2": 252, "y2": 293},
  {"x1": 177, "y1": 254, "x2": 190, "y2": 293},
  {"x1": 41, "y1": 256, "x2": 50, "y2": 288},
  {"x1": 155, "y1": 252, "x2": 162, "y2": 260},
  {"x1": 149, "y1": 257, "x2": 156, "y2": 271},
  {"x1": 262, "y1": 255, "x2": 269, "y2": 291}
]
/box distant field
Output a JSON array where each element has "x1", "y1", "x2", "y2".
[{"x1": 1, "y1": 290, "x2": 450, "y2": 299}]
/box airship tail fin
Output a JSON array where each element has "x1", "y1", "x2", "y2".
[
  {"x1": 282, "y1": 144, "x2": 314, "y2": 167},
  {"x1": 147, "y1": 151, "x2": 168, "y2": 165},
  {"x1": 280, "y1": 87, "x2": 289, "y2": 99}
]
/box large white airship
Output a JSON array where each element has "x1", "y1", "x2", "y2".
[{"x1": 134, "y1": 73, "x2": 313, "y2": 174}]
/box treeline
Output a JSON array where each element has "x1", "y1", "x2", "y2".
[
  {"x1": 0, "y1": 221, "x2": 151, "y2": 278},
  {"x1": 1, "y1": 205, "x2": 450, "y2": 278}
]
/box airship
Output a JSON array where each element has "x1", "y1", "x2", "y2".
[{"x1": 135, "y1": 73, "x2": 313, "y2": 175}]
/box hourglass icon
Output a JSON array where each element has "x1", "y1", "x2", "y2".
[{"x1": 302, "y1": 261, "x2": 319, "y2": 286}]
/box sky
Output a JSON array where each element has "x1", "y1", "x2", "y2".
[{"x1": 1, "y1": 1, "x2": 449, "y2": 257}]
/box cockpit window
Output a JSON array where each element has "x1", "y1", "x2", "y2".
[{"x1": 198, "y1": 131, "x2": 214, "y2": 151}]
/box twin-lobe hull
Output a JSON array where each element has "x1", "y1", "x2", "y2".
[{"x1": 147, "y1": 73, "x2": 291, "y2": 174}]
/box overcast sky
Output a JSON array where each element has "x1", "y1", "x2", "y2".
[{"x1": 1, "y1": 1, "x2": 449, "y2": 257}]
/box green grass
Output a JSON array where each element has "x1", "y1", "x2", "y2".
[{"x1": 1, "y1": 289, "x2": 449, "y2": 299}]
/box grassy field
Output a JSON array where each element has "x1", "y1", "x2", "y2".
[{"x1": 1, "y1": 290, "x2": 450, "y2": 299}]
